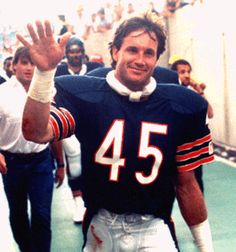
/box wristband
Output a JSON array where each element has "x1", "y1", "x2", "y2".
[
  {"x1": 28, "y1": 68, "x2": 56, "y2": 103},
  {"x1": 190, "y1": 219, "x2": 214, "y2": 252}
]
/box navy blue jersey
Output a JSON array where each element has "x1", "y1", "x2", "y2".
[
  {"x1": 87, "y1": 66, "x2": 179, "y2": 84},
  {"x1": 0, "y1": 75, "x2": 6, "y2": 84},
  {"x1": 55, "y1": 61, "x2": 103, "y2": 77},
  {"x1": 51, "y1": 75, "x2": 214, "y2": 219}
]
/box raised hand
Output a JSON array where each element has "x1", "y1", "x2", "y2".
[{"x1": 16, "y1": 20, "x2": 71, "y2": 71}]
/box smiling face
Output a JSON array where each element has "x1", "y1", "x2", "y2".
[{"x1": 112, "y1": 29, "x2": 158, "y2": 91}]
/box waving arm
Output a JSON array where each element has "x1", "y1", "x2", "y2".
[{"x1": 16, "y1": 20, "x2": 71, "y2": 143}]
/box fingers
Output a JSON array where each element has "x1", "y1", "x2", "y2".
[
  {"x1": 44, "y1": 20, "x2": 53, "y2": 37},
  {"x1": 55, "y1": 176, "x2": 63, "y2": 188},
  {"x1": 17, "y1": 20, "x2": 54, "y2": 47},
  {"x1": 16, "y1": 33, "x2": 32, "y2": 48},
  {"x1": 27, "y1": 23, "x2": 40, "y2": 43},
  {"x1": 59, "y1": 32, "x2": 72, "y2": 48},
  {"x1": 36, "y1": 21, "x2": 46, "y2": 40}
]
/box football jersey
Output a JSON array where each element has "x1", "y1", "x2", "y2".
[{"x1": 51, "y1": 75, "x2": 214, "y2": 219}]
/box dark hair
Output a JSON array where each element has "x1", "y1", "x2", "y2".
[
  {"x1": 65, "y1": 37, "x2": 85, "y2": 54},
  {"x1": 3, "y1": 56, "x2": 13, "y2": 65},
  {"x1": 171, "y1": 59, "x2": 192, "y2": 71},
  {"x1": 109, "y1": 14, "x2": 166, "y2": 68},
  {"x1": 12, "y1": 46, "x2": 32, "y2": 65}
]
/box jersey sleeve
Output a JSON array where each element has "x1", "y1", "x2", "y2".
[
  {"x1": 49, "y1": 77, "x2": 78, "y2": 141},
  {"x1": 49, "y1": 101, "x2": 75, "y2": 141},
  {"x1": 176, "y1": 112, "x2": 215, "y2": 172}
]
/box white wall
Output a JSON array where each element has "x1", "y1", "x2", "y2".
[{"x1": 167, "y1": 1, "x2": 236, "y2": 148}]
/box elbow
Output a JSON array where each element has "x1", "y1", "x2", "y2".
[{"x1": 22, "y1": 118, "x2": 44, "y2": 143}]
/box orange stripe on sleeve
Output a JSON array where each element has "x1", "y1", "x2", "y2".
[
  {"x1": 177, "y1": 134, "x2": 212, "y2": 152},
  {"x1": 178, "y1": 155, "x2": 215, "y2": 172}
]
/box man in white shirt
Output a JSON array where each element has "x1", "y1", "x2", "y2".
[{"x1": 0, "y1": 46, "x2": 64, "y2": 252}]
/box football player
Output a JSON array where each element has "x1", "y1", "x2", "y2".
[{"x1": 18, "y1": 14, "x2": 214, "y2": 251}]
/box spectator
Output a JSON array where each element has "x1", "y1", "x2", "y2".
[
  {"x1": 94, "y1": 8, "x2": 112, "y2": 33},
  {"x1": 0, "y1": 56, "x2": 13, "y2": 84},
  {"x1": 171, "y1": 59, "x2": 213, "y2": 119},
  {"x1": 161, "y1": 0, "x2": 191, "y2": 17}
]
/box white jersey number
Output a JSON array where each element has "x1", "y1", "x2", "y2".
[{"x1": 95, "y1": 120, "x2": 167, "y2": 185}]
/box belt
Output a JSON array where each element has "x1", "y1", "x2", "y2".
[
  {"x1": 98, "y1": 209, "x2": 156, "y2": 224},
  {"x1": 1, "y1": 148, "x2": 48, "y2": 160}
]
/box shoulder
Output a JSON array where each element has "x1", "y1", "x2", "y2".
[
  {"x1": 54, "y1": 75, "x2": 109, "y2": 103},
  {"x1": 153, "y1": 66, "x2": 179, "y2": 84},
  {"x1": 0, "y1": 76, "x2": 6, "y2": 84},
  {"x1": 86, "y1": 67, "x2": 112, "y2": 77},
  {"x1": 55, "y1": 63, "x2": 69, "y2": 76},
  {"x1": 0, "y1": 78, "x2": 16, "y2": 104},
  {"x1": 157, "y1": 84, "x2": 208, "y2": 114},
  {"x1": 55, "y1": 75, "x2": 107, "y2": 92},
  {"x1": 85, "y1": 62, "x2": 104, "y2": 73}
]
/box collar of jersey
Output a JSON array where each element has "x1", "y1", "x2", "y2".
[
  {"x1": 68, "y1": 64, "x2": 87, "y2": 76},
  {"x1": 106, "y1": 70, "x2": 157, "y2": 102}
]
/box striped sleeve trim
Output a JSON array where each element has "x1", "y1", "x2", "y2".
[
  {"x1": 176, "y1": 134, "x2": 215, "y2": 172},
  {"x1": 177, "y1": 134, "x2": 212, "y2": 152},
  {"x1": 178, "y1": 155, "x2": 215, "y2": 172},
  {"x1": 59, "y1": 107, "x2": 76, "y2": 134},
  {"x1": 176, "y1": 146, "x2": 209, "y2": 162},
  {"x1": 49, "y1": 105, "x2": 75, "y2": 140},
  {"x1": 49, "y1": 116, "x2": 60, "y2": 141}
]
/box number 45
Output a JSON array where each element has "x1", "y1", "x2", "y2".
[{"x1": 95, "y1": 120, "x2": 167, "y2": 185}]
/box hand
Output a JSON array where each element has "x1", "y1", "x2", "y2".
[
  {"x1": 0, "y1": 153, "x2": 7, "y2": 174},
  {"x1": 190, "y1": 79, "x2": 205, "y2": 94},
  {"x1": 16, "y1": 20, "x2": 71, "y2": 71},
  {"x1": 54, "y1": 167, "x2": 65, "y2": 188}
]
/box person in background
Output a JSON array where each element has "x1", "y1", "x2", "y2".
[
  {"x1": 55, "y1": 37, "x2": 103, "y2": 224},
  {"x1": 171, "y1": 58, "x2": 214, "y2": 192},
  {"x1": 0, "y1": 46, "x2": 65, "y2": 252},
  {"x1": 0, "y1": 56, "x2": 13, "y2": 84},
  {"x1": 170, "y1": 59, "x2": 214, "y2": 119},
  {"x1": 19, "y1": 14, "x2": 214, "y2": 251},
  {"x1": 55, "y1": 37, "x2": 103, "y2": 76}
]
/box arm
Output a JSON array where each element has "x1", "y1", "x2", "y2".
[
  {"x1": 175, "y1": 170, "x2": 214, "y2": 251},
  {"x1": 50, "y1": 141, "x2": 65, "y2": 188},
  {"x1": 16, "y1": 20, "x2": 71, "y2": 143}
]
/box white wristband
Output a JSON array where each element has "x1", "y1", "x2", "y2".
[
  {"x1": 190, "y1": 219, "x2": 214, "y2": 252},
  {"x1": 28, "y1": 68, "x2": 56, "y2": 103}
]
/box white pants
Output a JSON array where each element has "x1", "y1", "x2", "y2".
[{"x1": 83, "y1": 209, "x2": 178, "y2": 252}]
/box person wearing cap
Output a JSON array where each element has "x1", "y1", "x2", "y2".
[
  {"x1": 55, "y1": 37, "x2": 103, "y2": 223},
  {"x1": 55, "y1": 37, "x2": 103, "y2": 76}
]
